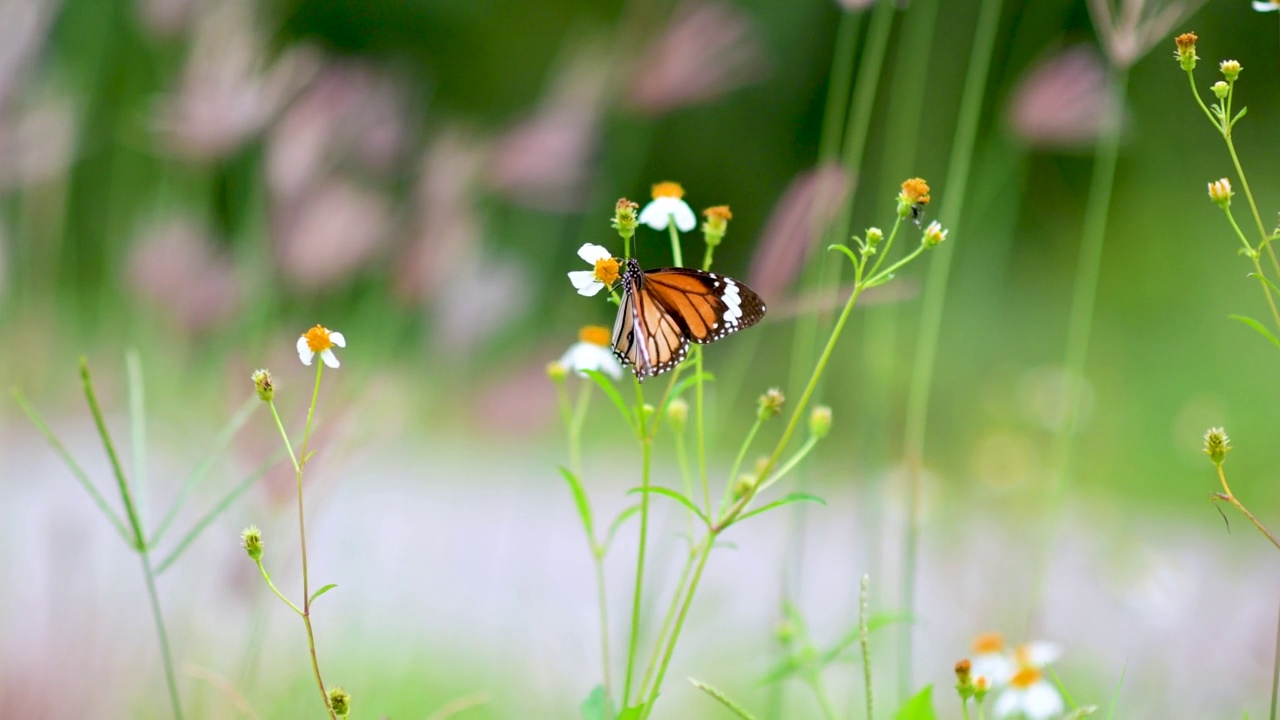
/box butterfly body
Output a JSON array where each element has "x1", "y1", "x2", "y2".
[{"x1": 611, "y1": 258, "x2": 766, "y2": 380}]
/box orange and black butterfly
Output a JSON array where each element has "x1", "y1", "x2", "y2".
[{"x1": 612, "y1": 258, "x2": 767, "y2": 380}]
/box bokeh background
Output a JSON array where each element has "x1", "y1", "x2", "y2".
[{"x1": 5, "y1": 0, "x2": 1280, "y2": 717}]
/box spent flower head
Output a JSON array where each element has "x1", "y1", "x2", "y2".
[
  {"x1": 757, "y1": 387, "x2": 785, "y2": 419},
  {"x1": 702, "y1": 205, "x2": 732, "y2": 248},
  {"x1": 568, "y1": 243, "x2": 621, "y2": 297},
  {"x1": 639, "y1": 181, "x2": 697, "y2": 232},
  {"x1": 1204, "y1": 426, "x2": 1230, "y2": 464},
  {"x1": 955, "y1": 659, "x2": 975, "y2": 700},
  {"x1": 1208, "y1": 178, "x2": 1233, "y2": 208},
  {"x1": 1174, "y1": 32, "x2": 1198, "y2": 70},
  {"x1": 327, "y1": 687, "x2": 351, "y2": 717},
  {"x1": 1220, "y1": 59, "x2": 1241, "y2": 81},
  {"x1": 297, "y1": 325, "x2": 346, "y2": 368},
  {"x1": 559, "y1": 325, "x2": 623, "y2": 380},
  {"x1": 251, "y1": 368, "x2": 274, "y2": 402},
  {"x1": 613, "y1": 197, "x2": 640, "y2": 240},
  {"x1": 898, "y1": 177, "x2": 931, "y2": 219},
  {"x1": 241, "y1": 525, "x2": 263, "y2": 561},
  {"x1": 924, "y1": 221, "x2": 948, "y2": 247}
]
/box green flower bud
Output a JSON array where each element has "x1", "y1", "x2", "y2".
[
  {"x1": 1203, "y1": 427, "x2": 1230, "y2": 464},
  {"x1": 809, "y1": 405, "x2": 832, "y2": 439},
  {"x1": 327, "y1": 687, "x2": 351, "y2": 717},
  {"x1": 241, "y1": 525, "x2": 263, "y2": 561},
  {"x1": 251, "y1": 369, "x2": 274, "y2": 402},
  {"x1": 667, "y1": 397, "x2": 689, "y2": 433}
]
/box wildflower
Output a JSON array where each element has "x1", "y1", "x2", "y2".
[
  {"x1": 568, "y1": 243, "x2": 621, "y2": 297},
  {"x1": 924, "y1": 221, "x2": 948, "y2": 247},
  {"x1": 297, "y1": 325, "x2": 346, "y2": 368},
  {"x1": 327, "y1": 687, "x2": 351, "y2": 717},
  {"x1": 747, "y1": 164, "x2": 850, "y2": 299},
  {"x1": 667, "y1": 397, "x2": 689, "y2": 433},
  {"x1": 1204, "y1": 427, "x2": 1230, "y2": 464},
  {"x1": 241, "y1": 526, "x2": 263, "y2": 561},
  {"x1": 1173, "y1": 32, "x2": 1198, "y2": 70},
  {"x1": 1220, "y1": 59, "x2": 1242, "y2": 82},
  {"x1": 1208, "y1": 178, "x2": 1233, "y2": 208},
  {"x1": 251, "y1": 369, "x2": 274, "y2": 402},
  {"x1": 809, "y1": 405, "x2": 832, "y2": 439},
  {"x1": 639, "y1": 181, "x2": 697, "y2": 232},
  {"x1": 1255, "y1": 0, "x2": 1280, "y2": 10},
  {"x1": 992, "y1": 666, "x2": 1064, "y2": 720},
  {"x1": 559, "y1": 326, "x2": 623, "y2": 380},
  {"x1": 757, "y1": 388, "x2": 785, "y2": 419},
  {"x1": 613, "y1": 198, "x2": 640, "y2": 239},
  {"x1": 702, "y1": 205, "x2": 732, "y2": 248},
  {"x1": 970, "y1": 633, "x2": 1015, "y2": 686},
  {"x1": 898, "y1": 177, "x2": 931, "y2": 219}
]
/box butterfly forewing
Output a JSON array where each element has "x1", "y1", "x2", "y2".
[{"x1": 611, "y1": 259, "x2": 766, "y2": 380}]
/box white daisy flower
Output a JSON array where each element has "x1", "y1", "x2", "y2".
[
  {"x1": 638, "y1": 181, "x2": 697, "y2": 232},
  {"x1": 970, "y1": 633, "x2": 1015, "y2": 687},
  {"x1": 297, "y1": 324, "x2": 346, "y2": 368},
  {"x1": 1254, "y1": 0, "x2": 1279, "y2": 11},
  {"x1": 1013, "y1": 641, "x2": 1063, "y2": 668},
  {"x1": 992, "y1": 666, "x2": 1064, "y2": 720},
  {"x1": 560, "y1": 325, "x2": 622, "y2": 379},
  {"x1": 568, "y1": 243, "x2": 621, "y2": 297}
]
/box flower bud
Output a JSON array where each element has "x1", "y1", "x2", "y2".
[
  {"x1": 955, "y1": 658, "x2": 974, "y2": 699},
  {"x1": 757, "y1": 388, "x2": 785, "y2": 419},
  {"x1": 809, "y1": 405, "x2": 832, "y2": 439},
  {"x1": 241, "y1": 525, "x2": 263, "y2": 561},
  {"x1": 973, "y1": 675, "x2": 991, "y2": 701},
  {"x1": 702, "y1": 205, "x2": 732, "y2": 248},
  {"x1": 251, "y1": 369, "x2": 274, "y2": 402},
  {"x1": 667, "y1": 397, "x2": 689, "y2": 433},
  {"x1": 1212, "y1": 80, "x2": 1229, "y2": 99},
  {"x1": 613, "y1": 198, "x2": 639, "y2": 239},
  {"x1": 732, "y1": 473, "x2": 757, "y2": 501},
  {"x1": 1203, "y1": 427, "x2": 1230, "y2": 464},
  {"x1": 1220, "y1": 59, "x2": 1242, "y2": 82},
  {"x1": 327, "y1": 687, "x2": 351, "y2": 717},
  {"x1": 923, "y1": 221, "x2": 948, "y2": 247},
  {"x1": 641, "y1": 403, "x2": 656, "y2": 426},
  {"x1": 865, "y1": 227, "x2": 883, "y2": 246},
  {"x1": 1208, "y1": 178, "x2": 1233, "y2": 208},
  {"x1": 1174, "y1": 32, "x2": 1198, "y2": 71}
]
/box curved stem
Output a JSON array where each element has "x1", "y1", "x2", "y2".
[
  {"x1": 622, "y1": 379, "x2": 652, "y2": 706},
  {"x1": 721, "y1": 415, "x2": 765, "y2": 513},
  {"x1": 636, "y1": 549, "x2": 698, "y2": 702},
  {"x1": 638, "y1": 534, "x2": 715, "y2": 720},
  {"x1": 295, "y1": 363, "x2": 337, "y2": 719},
  {"x1": 593, "y1": 551, "x2": 614, "y2": 711},
  {"x1": 141, "y1": 551, "x2": 184, "y2": 719}
]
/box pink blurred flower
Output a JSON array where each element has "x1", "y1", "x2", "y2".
[
  {"x1": 133, "y1": 0, "x2": 198, "y2": 38},
  {"x1": 267, "y1": 61, "x2": 409, "y2": 203},
  {"x1": 394, "y1": 129, "x2": 487, "y2": 304},
  {"x1": 154, "y1": 0, "x2": 319, "y2": 160},
  {"x1": 433, "y1": 252, "x2": 530, "y2": 358},
  {"x1": 627, "y1": 1, "x2": 768, "y2": 115},
  {"x1": 747, "y1": 164, "x2": 851, "y2": 299},
  {"x1": 1007, "y1": 46, "x2": 1120, "y2": 149},
  {"x1": 0, "y1": 0, "x2": 58, "y2": 111},
  {"x1": 127, "y1": 218, "x2": 241, "y2": 333},
  {"x1": 0, "y1": 94, "x2": 77, "y2": 190},
  {"x1": 274, "y1": 178, "x2": 391, "y2": 291},
  {"x1": 836, "y1": 0, "x2": 877, "y2": 10},
  {"x1": 484, "y1": 46, "x2": 608, "y2": 211}
]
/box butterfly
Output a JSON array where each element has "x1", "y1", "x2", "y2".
[{"x1": 612, "y1": 257, "x2": 767, "y2": 380}]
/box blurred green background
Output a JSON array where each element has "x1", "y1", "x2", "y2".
[{"x1": 5, "y1": 0, "x2": 1280, "y2": 717}]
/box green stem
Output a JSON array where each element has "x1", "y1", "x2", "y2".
[
  {"x1": 593, "y1": 550, "x2": 614, "y2": 714},
  {"x1": 1271, "y1": 591, "x2": 1280, "y2": 720},
  {"x1": 721, "y1": 415, "x2": 765, "y2": 512},
  {"x1": 668, "y1": 219, "x2": 683, "y2": 266},
  {"x1": 570, "y1": 382, "x2": 594, "y2": 476},
  {"x1": 897, "y1": 0, "x2": 1003, "y2": 699},
  {"x1": 257, "y1": 560, "x2": 303, "y2": 614},
  {"x1": 140, "y1": 551, "x2": 184, "y2": 720},
  {"x1": 623, "y1": 379, "x2": 652, "y2": 707},
  {"x1": 1223, "y1": 207, "x2": 1280, "y2": 334},
  {"x1": 961, "y1": 698, "x2": 971, "y2": 720},
  {"x1": 638, "y1": 534, "x2": 716, "y2": 720},
  {"x1": 860, "y1": 574, "x2": 873, "y2": 720},
  {"x1": 1222, "y1": 117, "x2": 1280, "y2": 293},
  {"x1": 808, "y1": 674, "x2": 838, "y2": 720},
  {"x1": 636, "y1": 549, "x2": 699, "y2": 702},
  {"x1": 696, "y1": 348, "x2": 710, "y2": 518}
]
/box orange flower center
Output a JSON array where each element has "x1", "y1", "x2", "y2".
[
  {"x1": 651, "y1": 181, "x2": 685, "y2": 199},
  {"x1": 593, "y1": 257, "x2": 620, "y2": 285},
  {"x1": 303, "y1": 325, "x2": 335, "y2": 352},
  {"x1": 579, "y1": 325, "x2": 612, "y2": 347},
  {"x1": 1009, "y1": 666, "x2": 1042, "y2": 688},
  {"x1": 901, "y1": 177, "x2": 931, "y2": 205},
  {"x1": 974, "y1": 676, "x2": 991, "y2": 691},
  {"x1": 703, "y1": 205, "x2": 732, "y2": 220},
  {"x1": 971, "y1": 633, "x2": 1005, "y2": 654}
]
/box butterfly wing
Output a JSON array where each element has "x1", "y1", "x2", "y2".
[
  {"x1": 641, "y1": 267, "x2": 767, "y2": 344},
  {"x1": 612, "y1": 261, "x2": 691, "y2": 379}
]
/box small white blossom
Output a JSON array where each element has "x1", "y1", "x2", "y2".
[
  {"x1": 560, "y1": 326, "x2": 622, "y2": 379},
  {"x1": 297, "y1": 324, "x2": 346, "y2": 368},
  {"x1": 568, "y1": 243, "x2": 620, "y2": 297},
  {"x1": 992, "y1": 667, "x2": 1064, "y2": 720},
  {"x1": 638, "y1": 181, "x2": 697, "y2": 232},
  {"x1": 1254, "y1": 0, "x2": 1279, "y2": 11}
]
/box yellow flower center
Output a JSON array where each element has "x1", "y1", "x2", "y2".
[
  {"x1": 651, "y1": 181, "x2": 685, "y2": 199},
  {"x1": 703, "y1": 205, "x2": 732, "y2": 220},
  {"x1": 1009, "y1": 666, "x2": 1042, "y2": 688},
  {"x1": 579, "y1": 325, "x2": 612, "y2": 347},
  {"x1": 974, "y1": 676, "x2": 991, "y2": 691},
  {"x1": 303, "y1": 324, "x2": 335, "y2": 352},
  {"x1": 900, "y1": 177, "x2": 931, "y2": 205},
  {"x1": 593, "y1": 257, "x2": 620, "y2": 285},
  {"x1": 971, "y1": 633, "x2": 1005, "y2": 654}
]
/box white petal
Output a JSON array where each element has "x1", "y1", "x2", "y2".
[
  {"x1": 971, "y1": 654, "x2": 1014, "y2": 687},
  {"x1": 1018, "y1": 642, "x2": 1062, "y2": 667},
  {"x1": 577, "y1": 243, "x2": 611, "y2": 264},
  {"x1": 672, "y1": 200, "x2": 697, "y2": 232},
  {"x1": 992, "y1": 689, "x2": 1021, "y2": 719},
  {"x1": 1022, "y1": 682, "x2": 1064, "y2": 719},
  {"x1": 320, "y1": 348, "x2": 341, "y2": 368},
  {"x1": 1254, "y1": 1, "x2": 1279, "y2": 10},
  {"x1": 297, "y1": 337, "x2": 314, "y2": 365},
  {"x1": 569, "y1": 270, "x2": 604, "y2": 296},
  {"x1": 328, "y1": 331, "x2": 346, "y2": 348},
  {"x1": 560, "y1": 342, "x2": 622, "y2": 379},
  {"x1": 638, "y1": 200, "x2": 671, "y2": 230}
]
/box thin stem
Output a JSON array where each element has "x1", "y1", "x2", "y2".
[
  {"x1": 961, "y1": 698, "x2": 972, "y2": 720},
  {"x1": 668, "y1": 220, "x2": 683, "y2": 267},
  {"x1": 1223, "y1": 130, "x2": 1280, "y2": 294},
  {"x1": 593, "y1": 551, "x2": 614, "y2": 713},
  {"x1": 140, "y1": 551, "x2": 184, "y2": 720},
  {"x1": 696, "y1": 348, "x2": 710, "y2": 518},
  {"x1": 569, "y1": 383, "x2": 594, "y2": 476},
  {"x1": 623, "y1": 379, "x2": 652, "y2": 707},
  {"x1": 1223, "y1": 208, "x2": 1280, "y2": 334},
  {"x1": 636, "y1": 549, "x2": 699, "y2": 702},
  {"x1": 721, "y1": 415, "x2": 765, "y2": 512},
  {"x1": 638, "y1": 534, "x2": 716, "y2": 720},
  {"x1": 256, "y1": 560, "x2": 303, "y2": 615},
  {"x1": 1215, "y1": 465, "x2": 1280, "y2": 551},
  {"x1": 1271, "y1": 590, "x2": 1280, "y2": 720},
  {"x1": 860, "y1": 574, "x2": 873, "y2": 720},
  {"x1": 807, "y1": 675, "x2": 838, "y2": 720}
]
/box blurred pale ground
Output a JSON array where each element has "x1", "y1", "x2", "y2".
[{"x1": 6, "y1": 0, "x2": 1280, "y2": 717}]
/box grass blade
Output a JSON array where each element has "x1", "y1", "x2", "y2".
[
  {"x1": 80, "y1": 357, "x2": 145, "y2": 548},
  {"x1": 1229, "y1": 314, "x2": 1280, "y2": 352},
  {"x1": 689, "y1": 678, "x2": 757, "y2": 720},
  {"x1": 126, "y1": 350, "x2": 148, "y2": 521},
  {"x1": 582, "y1": 370, "x2": 635, "y2": 431},
  {"x1": 558, "y1": 466, "x2": 597, "y2": 545}
]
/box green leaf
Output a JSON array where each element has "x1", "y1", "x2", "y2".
[
  {"x1": 627, "y1": 486, "x2": 710, "y2": 527},
  {"x1": 309, "y1": 584, "x2": 338, "y2": 604},
  {"x1": 617, "y1": 703, "x2": 647, "y2": 720},
  {"x1": 818, "y1": 613, "x2": 912, "y2": 667},
  {"x1": 893, "y1": 685, "x2": 935, "y2": 720},
  {"x1": 1247, "y1": 272, "x2": 1280, "y2": 298},
  {"x1": 582, "y1": 369, "x2": 635, "y2": 431},
  {"x1": 735, "y1": 492, "x2": 826, "y2": 524},
  {"x1": 1104, "y1": 661, "x2": 1127, "y2": 720},
  {"x1": 1229, "y1": 314, "x2": 1280, "y2": 351},
  {"x1": 756, "y1": 658, "x2": 803, "y2": 687},
  {"x1": 689, "y1": 678, "x2": 758, "y2": 720},
  {"x1": 559, "y1": 467, "x2": 597, "y2": 546},
  {"x1": 580, "y1": 684, "x2": 612, "y2": 720},
  {"x1": 125, "y1": 350, "x2": 148, "y2": 518},
  {"x1": 827, "y1": 243, "x2": 860, "y2": 268},
  {"x1": 602, "y1": 504, "x2": 641, "y2": 554},
  {"x1": 1233, "y1": 105, "x2": 1248, "y2": 125}
]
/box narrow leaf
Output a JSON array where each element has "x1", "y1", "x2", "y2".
[
  {"x1": 309, "y1": 584, "x2": 338, "y2": 605},
  {"x1": 1104, "y1": 661, "x2": 1127, "y2": 720},
  {"x1": 1229, "y1": 314, "x2": 1280, "y2": 351},
  {"x1": 735, "y1": 492, "x2": 826, "y2": 524},
  {"x1": 558, "y1": 467, "x2": 597, "y2": 545},
  {"x1": 1064, "y1": 707, "x2": 1099, "y2": 719},
  {"x1": 1248, "y1": 272, "x2": 1280, "y2": 298},
  {"x1": 627, "y1": 486, "x2": 710, "y2": 527},
  {"x1": 579, "y1": 685, "x2": 612, "y2": 720},
  {"x1": 827, "y1": 243, "x2": 860, "y2": 268},
  {"x1": 125, "y1": 350, "x2": 148, "y2": 518},
  {"x1": 81, "y1": 357, "x2": 146, "y2": 549},
  {"x1": 893, "y1": 685, "x2": 936, "y2": 720},
  {"x1": 12, "y1": 387, "x2": 133, "y2": 545},
  {"x1": 603, "y1": 504, "x2": 641, "y2": 554},
  {"x1": 617, "y1": 704, "x2": 647, "y2": 720},
  {"x1": 756, "y1": 658, "x2": 803, "y2": 687},
  {"x1": 582, "y1": 369, "x2": 634, "y2": 431},
  {"x1": 689, "y1": 678, "x2": 758, "y2": 720},
  {"x1": 1233, "y1": 105, "x2": 1248, "y2": 125}
]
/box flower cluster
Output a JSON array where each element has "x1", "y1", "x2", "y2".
[{"x1": 962, "y1": 633, "x2": 1065, "y2": 720}]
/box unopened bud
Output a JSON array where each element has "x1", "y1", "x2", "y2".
[
  {"x1": 251, "y1": 369, "x2": 274, "y2": 402},
  {"x1": 327, "y1": 687, "x2": 351, "y2": 717},
  {"x1": 667, "y1": 397, "x2": 689, "y2": 433},
  {"x1": 1220, "y1": 59, "x2": 1241, "y2": 82},
  {"x1": 809, "y1": 405, "x2": 832, "y2": 439},
  {"x1": 241, "y1": 525, "x2": 263, "y2": 561}
]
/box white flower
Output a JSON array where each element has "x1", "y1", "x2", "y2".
[
  {"x1": 297, "y1": 324, "x2": 346, "y2": 368},
  {"x1": 1013, "y1": 641, "x2": 1063, "y2": 668},
  {"x1": 638, "y1": 181, "x2": 697, "y2": 232},
  {"x1": 992, "y1": 666, "x2": 1064, "y2": 720},
  {"x1": 560, "y1": 326, "x2": 622, "y2": 379},
  {"x1": 970, "y1": 633, "x2": 1015, "y2": 687},
  {"x1": 1254, "y1": 0, "x2": 1279, "y2": 11},
  {"x1": 568, "y1": 243, "x2": 620, "y2": 297}
]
